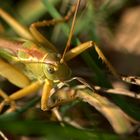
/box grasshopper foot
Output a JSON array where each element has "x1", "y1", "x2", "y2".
[
  {"x1": 0, "y1": 89, "x2": 16, "y2": 113},
  {"x1": 0, "y1": 98, "x2": 16, "y2": 113}
]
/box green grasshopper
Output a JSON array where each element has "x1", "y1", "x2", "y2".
[
  {"x1": 0, "y1": 0, "x2": 97, "y2": 110},
  {"x1": 0, "y1": 0, "x2": 126, "y2": 112}
]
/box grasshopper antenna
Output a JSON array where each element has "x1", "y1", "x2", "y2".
[{"x1": 60, "y1": 0, "x2": 81, "y2": 63}]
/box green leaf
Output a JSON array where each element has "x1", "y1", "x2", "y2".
[{"x1": 0, "y1": 120, "x2": 122, "y2": 140}]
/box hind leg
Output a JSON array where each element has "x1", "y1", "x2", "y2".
[
  {"x1": 0, "y1": 81, "x2": 42, "y2": 113},
  {"x1": 0, "y1": 89, "x2": 16, "y2": 113}
]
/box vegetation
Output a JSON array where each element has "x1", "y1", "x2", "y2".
[{"x1": 0, "y1": 0, "x2": 140, "y2": 139}]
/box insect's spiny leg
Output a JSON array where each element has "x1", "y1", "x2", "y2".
[
  {"x1": 29, "y1": 23, "x2": 57, "y2": 51},
  {"x1": 65, "y1": 41, "x2": 93, "y2": 61},
  {"x1": 64, "y1": 2, "x2": 77, "y2": 21},
  {"x1": 31, "y1": 2, "x2": 77, "y2": 28},
  {"x1": 65, "y1": 41, "x2": 120, "y2": 80},
  {"x1": 93, "y1": 42, "x2": 120, "y2": 80},
  {"x1": 0, "y1": 89, "x2": 16, "y2": 113},
  {"x1": 29, "y1": 2, "x2": 77, "y2": 51}
]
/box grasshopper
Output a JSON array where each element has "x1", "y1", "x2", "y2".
[
  {"x1": 0, "y1": 0, "x2": 128, "y2": 113},
  {"x1": 0, "y1": 0, "x2": 94, "y2": 112}
]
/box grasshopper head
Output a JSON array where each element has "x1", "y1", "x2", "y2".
[
  {"x1": 42, "y1": 53, "x2": 71, "y2": 82},
  {"x1": 41, "y1": 0, "x2": 81, "y2": 82}
]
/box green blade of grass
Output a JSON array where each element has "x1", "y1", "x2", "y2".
[{"x1": 0, "y1": 120, "x2": 129, "y2": 140}]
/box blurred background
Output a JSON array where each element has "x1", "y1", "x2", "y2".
[{"x1": 0, "y1": 0, "x2": 140, "y2": 139}]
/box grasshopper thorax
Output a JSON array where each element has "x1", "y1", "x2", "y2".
[
  {"x1": 17, "y1": 41, "x2": 71, "y2": 82},
  {"x1": 42, "y1": 52, "x2": 71, "y2": 82}
]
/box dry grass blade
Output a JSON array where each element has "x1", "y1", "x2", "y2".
[
  {"x1": 0, "y1": 131, "x2": 8, "y2": 140},
  {"x1": 49, "y1": 87, "x2": 135, "y2": 135},
  {"x1": 122, "y1": 75, "x2": 140, "y2": 86},
  {"x1": 76, "y1": 89, "x2": 134, "y2": 135},
  {"x1": 94, "y1": 86, "x2": 140, "y2": 99}
]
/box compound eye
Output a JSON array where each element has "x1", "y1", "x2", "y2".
[{"x1": 47, "y1": 66, "x2": 55, "y2": 74}]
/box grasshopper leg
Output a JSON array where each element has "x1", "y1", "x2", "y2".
[
  {"x1": 29, "y1": 4, "x2": 76, "y2": 51},
  {"x1": 0, "y1": 81, "x2": 42, "y2": 112},
  {"x1": 65, "y1": 41, "x2": 120, "y2": 79},
  {"x1": 41, "y1": 80, "x2": 64, "y2": 122},
  {"x1": 0, "y1": 89, "x2": 16, "y2": 112},
  {"x1": 41, "y1": 79, "x2": 53, "y2": 111}
]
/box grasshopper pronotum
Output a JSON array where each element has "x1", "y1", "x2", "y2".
[{"x1": 0, "y1": 0, "x2": 125, "y2": 113}]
